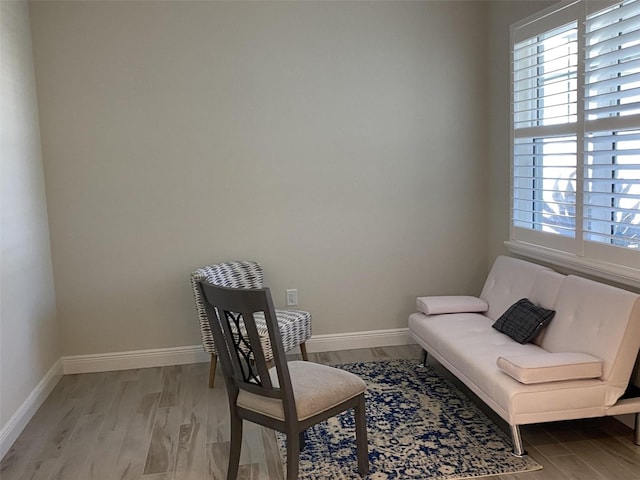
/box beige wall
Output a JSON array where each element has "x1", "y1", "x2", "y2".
[
  {"x1": 29, "y1": 0, "x2": 490, "y2": 356},
  {"x1": 0, "y1": 1, "x2": 60, "y2": 430}
]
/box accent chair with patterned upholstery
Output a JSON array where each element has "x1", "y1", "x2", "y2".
[{"x1": 191, "y1": 261, "x2": 312, "y2": 387}]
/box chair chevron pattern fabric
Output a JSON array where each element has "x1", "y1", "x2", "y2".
[{"x1": 190, "y1": 261, "x2": 312, "y2": 387}]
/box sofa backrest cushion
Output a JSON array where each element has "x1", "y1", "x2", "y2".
[
  {"x1": 528, "y1": 269, "x2": 566, "y2": 344},
  {"x1": 539, "y1": 275, "x2": 640, "y2": 394},
  {"x1": 480, "y1": 256, "x2": 555, "y2": 321},
  {"x1": 528, "y1": 269, "x2": 565, "y2": 311}
]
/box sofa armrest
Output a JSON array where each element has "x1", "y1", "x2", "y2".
[
  {"x1": 416, "y1": 296, "x2": 489, "y2": 315},
  {"x1": 497, "y1": 352, "x2": 603, "y2": 385}
]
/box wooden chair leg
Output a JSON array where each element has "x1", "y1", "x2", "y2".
[
  {"x1": 299, "y1": 342, "x2": 309, "y2": 361},
  {"x1": 208, "y1": 354, "x2": 217, "y2": 388},
  {"x1": 286, "y1": 429, "x2": 300, "y2": 480},
  {"x1": 354, "y1": 394, "x2": 369, "y2": 475},
  {"x1": 227, "y1": 411, "x2": 242, "y2": 480}
]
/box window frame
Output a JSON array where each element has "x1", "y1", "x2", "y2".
[{"x1": 508, "y1": 0, "x2": 640, "y2": 289}]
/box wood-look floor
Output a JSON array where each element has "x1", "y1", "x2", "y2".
[{"x1": 2, "y1": 345, "x2": 639, "y2": 479}]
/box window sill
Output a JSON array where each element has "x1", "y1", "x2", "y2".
[{"x1": 504, "y1": 240, "x2": 640, "y2": 291}]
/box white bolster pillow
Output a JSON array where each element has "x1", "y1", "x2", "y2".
[
  {"x1": 497, "y1": 352, "x2": 603, "y2": 384},
  {"x1": 416, "y1": 296, "x2": 489, "y2": 315}
]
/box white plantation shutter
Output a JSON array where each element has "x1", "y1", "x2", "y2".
[
  {"x1": 513, "y1": 22, "x2": 578, "y2": 131},
  {"x1": 510, "y1": 0, "x2": 640, "y2": 286},
  {"x1": 512, "y1": 136, "x2": 577, "y2": 238},
  {"x1": 584, "y1": 1, "x2": 640, "y2": 255},
  {"x1": 511, "y1": 8, "x2": 580, "y2": 252}
]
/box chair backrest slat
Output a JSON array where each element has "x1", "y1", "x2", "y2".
[{"x1": 233, "y1": 308, "x2": 273, "y2": 390}]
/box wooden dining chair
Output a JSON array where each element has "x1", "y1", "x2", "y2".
[{"x1": 196, "y1": 280, "x2": 369, "y2": 480}]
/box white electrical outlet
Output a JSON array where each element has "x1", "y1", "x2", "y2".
[{"x1": 286, "y1": 289, "x2": 298, "y2": 306}]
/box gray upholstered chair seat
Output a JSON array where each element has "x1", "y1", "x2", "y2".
[{"x1": 238, "y1": 361, "x2": 367, "y2": 421}]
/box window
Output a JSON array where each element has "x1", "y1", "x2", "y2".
[{"x1": 510, "y1": 0, "x2": 640, "y2": 287}]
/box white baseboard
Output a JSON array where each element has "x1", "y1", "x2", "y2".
[
  {"x1": 0, "y1": 359, "x2": 63, "y2": 460},
  {"x1": 302, "y1": 327, "x2": 415, "y2": 353},
  {"x1": 61, "y1": 328, "x2": 415, "y2": 374},
  {"x1": 61, "y1": 346, "x2": 211, "y2": 374}
]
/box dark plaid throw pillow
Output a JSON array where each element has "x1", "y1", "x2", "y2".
[{"x1": 492, "y1": 298, "x2": 555, "y2": 344}]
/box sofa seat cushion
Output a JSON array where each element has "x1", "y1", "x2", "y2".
[
  {"x1": 497, "y1": 352, "x2": 603, "y2": 384},
  {"x1": 416, "y1": 296, "x2": 489, "y2": 315},
  {"x1": 409, "y1": 312, "x2": 610, "y2": 424}
]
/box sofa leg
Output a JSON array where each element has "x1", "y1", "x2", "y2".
[
  {"x1": 420, "y1": 349, "x2": 428, "y2": 367},
  {"x1": 634, "y1": 413, "x2": 640, "y2": 446},
  {"x1": 510, "y1": 425, "x2": 527, "y2": 457}
]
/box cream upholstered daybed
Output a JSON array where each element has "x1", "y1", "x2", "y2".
[{"x1": 408, "y1": 256, "x2": 640, "y2": 456}]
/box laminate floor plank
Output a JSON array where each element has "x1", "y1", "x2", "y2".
[
  {"x1": 140, "y1": 473, "x2": 173, "y2": 480},
  {"x1": 101, "y1": 381, "x2": 140, "y2": 434},
  {"x1": 174, "y1": 415, "x2": 205, "y2": 480},
  {"x1": 550, "y1": 432, "x2": 640, "y2": 479},
  {"x1": 306, "y1": 350, "x2": 334, "y2": 365},
  {"x1": 238, "y1": 422, "x2": 267, "y2": 466},
  {"x1": 84, "y1": 372, "x2": 120, "y2": 416},
  {"x1": 551, "y1": 454, "x2": 608, "y2": 480},
  {"x1": 541, "y1": 418, "x2": 639, "y2": 478},
  {"x1": 518, "y1": 444, "x2": 573, "y2": 480},
  {"x1": 3, "y1": 345, "x2": 639, "y2": 480},
  {"x1": 259, "y1": 427, "x2": 284, "y2": 480},
  {"x1": 67, "y1": 372, "x2": 101, "y2": 402},
  {"x1": 590, "y1": 421, "x2": 640, "y2": 460},
  {"x1": 113, "y1": 392, "x2": 161, "y2": 480},
  {"x1": 8, "y1": 375, "x2": 87, "y2": 473},
  {"x1": 237, "y1": 463, "x2": 262, "y2": 480},
  {"x1": 205, "y1": 384, "x2": 230, "y2": 445},
  {"x1": 17, "y1": 458, "x2": 58, "y2": 480},
  {"x1": 586, "y1": 428, "x2": 640, "y2": 469},
  {"x1": 84, "y1": 374, "x2": 156, "y2": 480},
  {"x1": 30, "y1": 398, "x2": 86, "y2": 463},
  {"x1": 178, "y1": 366, "x2": 208, "y2": 427},
  {"x1": 143, "y1": 406, "x2": 181, "y2": 476},
  {"x1": 521, "y1": 425, "x2": 573, "y2": 458},
  {"x1": 48, "y1": 413, "x2": 106, "y2": 480},
  {"x1": 173, "y1": 366, "x2": 208, "y2": 480},
  {"x1": 1, "y1": 434, "x2": 43, "y2": 479},
  {"x1": 206, "y1": 441, "x2": 230, "y2": 479},
  {"x1": 159, "y1": 365, "x2": 184, "y2": 409}
]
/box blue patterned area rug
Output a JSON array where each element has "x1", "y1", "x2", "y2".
[{"x1": 277, "y1": 359, "x2": 542, "y2": 480}]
